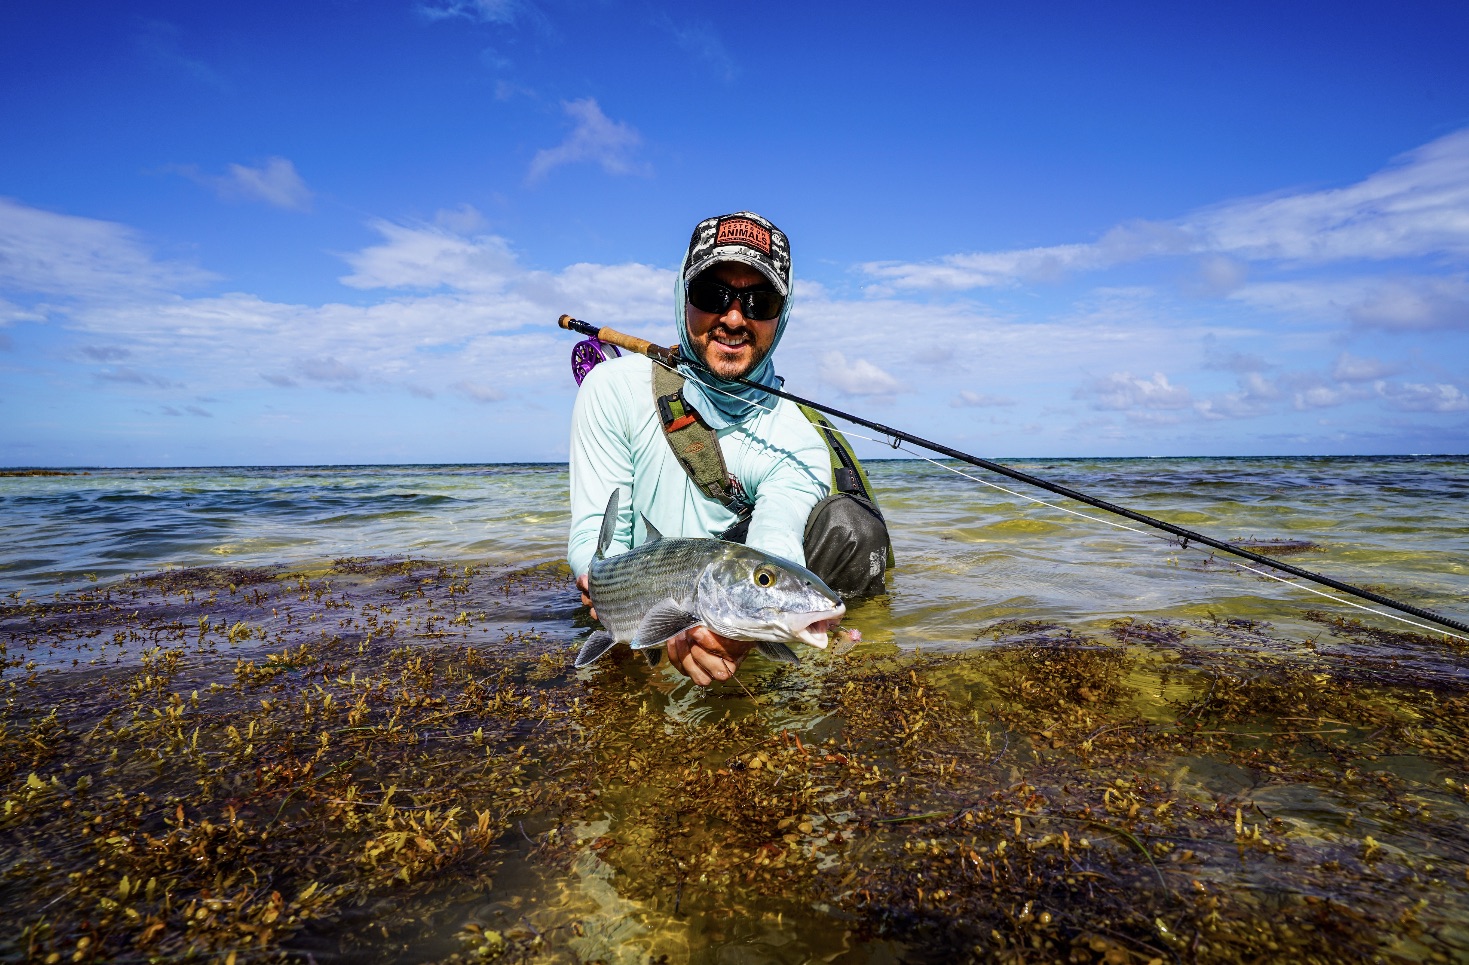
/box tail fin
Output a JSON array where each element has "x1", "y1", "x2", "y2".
[{"x1": 595, "y1": 489, "x2": 620, "y2": 561}]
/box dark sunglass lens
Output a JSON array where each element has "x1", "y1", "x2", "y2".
[
  {"x1": 687, "y1": 278, "x2": 732, "y2": 315},
  {"x1": 740, "y1": 291, "x2": 784, "y2": 320}
]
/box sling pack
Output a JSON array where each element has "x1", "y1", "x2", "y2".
[{"x1": 651, "y1": 365, "x2": 891, "y2": 540}]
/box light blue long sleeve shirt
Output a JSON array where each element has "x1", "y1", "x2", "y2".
[{"x1": 567, "y1": 354, "x2": 831, "y2": 576}]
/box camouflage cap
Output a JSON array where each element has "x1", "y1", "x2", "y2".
[{"x1": 683, "y1": 211, "x2": 791, "y2": 296}]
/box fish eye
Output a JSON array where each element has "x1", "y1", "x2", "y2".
[{"x1": 753, "y1": 566, "x2": 776, "y2": 588}]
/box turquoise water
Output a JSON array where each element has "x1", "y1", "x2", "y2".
[{"x1": 3, "y1": 456, "x2": 1465, "y2": 642}]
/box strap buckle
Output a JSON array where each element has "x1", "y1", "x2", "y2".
[{"x1": 656, "y1": 391, "x2": 698, "y2": 432}]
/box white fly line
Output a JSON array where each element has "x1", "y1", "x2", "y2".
[{"x1": 660, "y1": 359, "x2": 1468, "y2": 644}]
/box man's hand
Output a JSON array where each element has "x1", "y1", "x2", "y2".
[
  {"x1": 667, "y1": 626, "x2": 756, "y2": 686},
  {"x1": 575, "y1": 573, "x2": 596, "y2": 621}
]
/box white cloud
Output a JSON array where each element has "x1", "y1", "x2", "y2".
[
  {"x1": 1194, "y1": 130, "x2": 1469, "y2": 264},
  {"x1": 0, "y1": 204, "x2": 673, "y2": 403},
  {"x1": 861, "y1": 127, "x2": 1469, "y2": 292},
  {"x1": 527, "y1": 99, "x2": 647, "y2": 183},
  {"x1": 298, "y1": 356, "x2": 360, "y2": 383},
  {"x1": 418, "y1": 0, "x2": 518, "y2": 24},
  {"x1": 951, "y1": 390, "x2": 1015, "y2": 407},
  {"x1": 1331, "y1": 351, "x2": 1398, "y2": 382},
  {"x1": 1075, "y1": 372, "x2": 1192, "y2": 411},
  {"x1": 1348, "y1": 277, "x2": 1469, "y2": 331},
  {"x1": 214, "y1": 157, "x2": 313, "y2": 211},
  {"x1": 455, "y1": 380, "x2": 506, "y2": 403},
  {"x1": 1293, "y1": 385, "x2": 1353, "y2": 410},
  {"x1": 5, "y1": 196, "x2": 1463, "y2": 461},
  {"x1": 1380, "y1": 382, "x2": 1469, "y2": 413},
  {"x1": 817, "y1": 351, "x2": 905, "y2": 397},
  {"x1": 1227, "y1": 275, "x2": 1469, "y2": 333},
  {"x1": 339, "y1": 216, "x2": 521, "y2": 291},
  {"x1": 1195, "y1": 373, "x2": 1280, "y2": 420},
  {"x1": 0, "y1": 197, "x2": 214, "y2": 298}
]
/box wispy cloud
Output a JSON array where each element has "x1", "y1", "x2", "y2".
[
  {"x1": 0, "y1": 198, "x2": 214, "y2": 298},
  {"x1": 418, "y1": 0, "x2": 519, "y2": 24},
  {"x1": 455, "y1": 380, "x2": 505, "y2": 403},
  {"x1": 2, "y1": 193, "x2": 1462, "y2": 459},
  {"x1": 298, "y1": 356, "x2": 360, "y2": 384},
  {"x1": 217, "y1": 158, "x2": 313, "y2": 211},
  {"x1": 79, "y1": 345, "x2": 132, "y2": 362},
  {"x1": 93, "y1": 366, "x2": 181, "y2": 389},
  {"x1": 951, "y1": 391, "x2": 1016, "y2": 408},
  {"x1": 136, "y1": 20, "x2": 228, "y2": 90},
  {"x1": 818, "y1": 351, "x2": 905, "y2": 398},
  {"x1": 176, "y1": 157, "x2": 313, "y2": 211},
  {"x1": 1331, "y1": 351, "x2": 1398, "y2": 382},
  {"x1": 659, "y1": 18, "x2": 737, "y2": 83},
  {"x1": 339, "y1": 211, "x2": 519, "y2": 291},
  {"x1": 527, "y1": 99, "x2": 648, "y2": 183},
  {"x1": 862, "y1": 127, "x2": 1469, "y2": 292},
  {"x1": 1347, "y1": 277, "x2": 1469, "y2": 331}
]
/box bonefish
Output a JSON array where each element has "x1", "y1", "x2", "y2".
[{"x1": 576, "y1": 490, "x2": 846, "y2": 668}]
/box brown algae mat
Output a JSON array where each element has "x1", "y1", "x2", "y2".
[{"x1": 3, "y1": 560, "x2": 1469, "y2": 963}]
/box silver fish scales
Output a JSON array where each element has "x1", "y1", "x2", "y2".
[{"x1": 576, "y1": 490, "x2": 845, "y2": 668}]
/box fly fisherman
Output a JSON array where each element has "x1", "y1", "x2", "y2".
[{"x1": 568, "y1": 211, "x2": 891, "y2": 686}]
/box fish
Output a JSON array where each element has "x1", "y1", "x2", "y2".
[{"x1": 576, "y1": 489, "x2": 846, "y2": 668}]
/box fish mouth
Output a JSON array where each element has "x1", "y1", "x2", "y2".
[{"x1": 787, "y1": 604, "x2": 846, "y2": 650}]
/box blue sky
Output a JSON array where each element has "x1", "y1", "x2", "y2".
[{"x1": 2, "y1": 0, "x2": 1468, "y2": 466}]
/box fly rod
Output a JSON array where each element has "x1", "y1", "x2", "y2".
[{"x1": 558, "y1": 315, "x2": 1469, "y2": 637}]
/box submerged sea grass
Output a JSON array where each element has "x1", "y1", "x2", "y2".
[{"x1": 2, "y1": 561, "x2": 1468, "y2": 962}]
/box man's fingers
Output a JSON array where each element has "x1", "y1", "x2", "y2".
[
  {"x1": 575, "y1": 574, "x2": 597, "y2": 620},
  {"x1": 675, "y1": 645, "x2": 713, "y2": 685},
  {"x1": 691, "y1": 645, "x2": 736, "y2": 682}
]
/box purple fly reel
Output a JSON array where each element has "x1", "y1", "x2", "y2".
[{"x1": 571, "y1": 338, "x2": 621, "y2": 386}]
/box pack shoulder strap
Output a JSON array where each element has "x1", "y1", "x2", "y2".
[
  {"x1": 651, "y1": 364, "x2": 752, "y2": 516},
  {"x1": 797, "y1": 404, "x2": 882, "y2": 514}
]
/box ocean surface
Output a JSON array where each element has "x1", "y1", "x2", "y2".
[
  {"x1": 6, "y1": 454, "x2": 1469, "y2": 962},
  {"x1": 4, "y1": 456, "x2": 1465, "y2": 643}
]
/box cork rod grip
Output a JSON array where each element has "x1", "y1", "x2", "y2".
[{"x1": 557, "y1": 315, "x2": 677, "y2": 364}]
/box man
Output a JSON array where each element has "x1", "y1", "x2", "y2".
[{"x1": 567, "y1": 211, "x2": 887, "y2": 685}]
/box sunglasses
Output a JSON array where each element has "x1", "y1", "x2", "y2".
[{"x1": 686, "y1": 275, "x2": 785, "y2": 321}]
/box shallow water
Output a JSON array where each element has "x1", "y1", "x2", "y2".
[
  {"x1": 5, "y1": 456, "x2": 1465, "y2": 642},
  {"x1": 3, "y1": 456, "x2": 1469, "y2": 962}
]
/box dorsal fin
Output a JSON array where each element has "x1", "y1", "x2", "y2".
[
  {"x1": 642, "y1": 514, "x2": 663, "y2": 543},
  {"x1": 595, "y1": 489, "x2": 619, "y2": 560}
]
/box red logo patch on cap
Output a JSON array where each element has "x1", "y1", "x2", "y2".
[{"x1": 716, "y1": 217, "x2": 771, "y2": 255}]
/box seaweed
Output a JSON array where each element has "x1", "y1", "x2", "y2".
[{"x1": 3, "y1": 567, "x2": 1468, "y2": 962}]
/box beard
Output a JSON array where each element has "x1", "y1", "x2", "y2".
[{"x1": 697, "y1": 326, "x2": 771, "y2": 380}]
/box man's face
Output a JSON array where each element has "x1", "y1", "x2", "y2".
[{"x1": 685, "y1": 262, "x2": 781, "y2": 380}]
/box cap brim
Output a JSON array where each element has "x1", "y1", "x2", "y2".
[{"x1": 685, "y1": 248, "x2": 789, "y2": 296}]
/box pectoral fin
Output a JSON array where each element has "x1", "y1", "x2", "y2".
[
  {"x1": 629, "y1": 600, "x2": 700, "y2": 649},
  {"x1": 574, "y1": 631, "x2": 616, "y2": 668},
  {"x1": 644, "y1": 648, "x2": 663, "y2": 667},
  {"x1": 756, "y1": 640, "x2": 800, "y2": 663}
]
